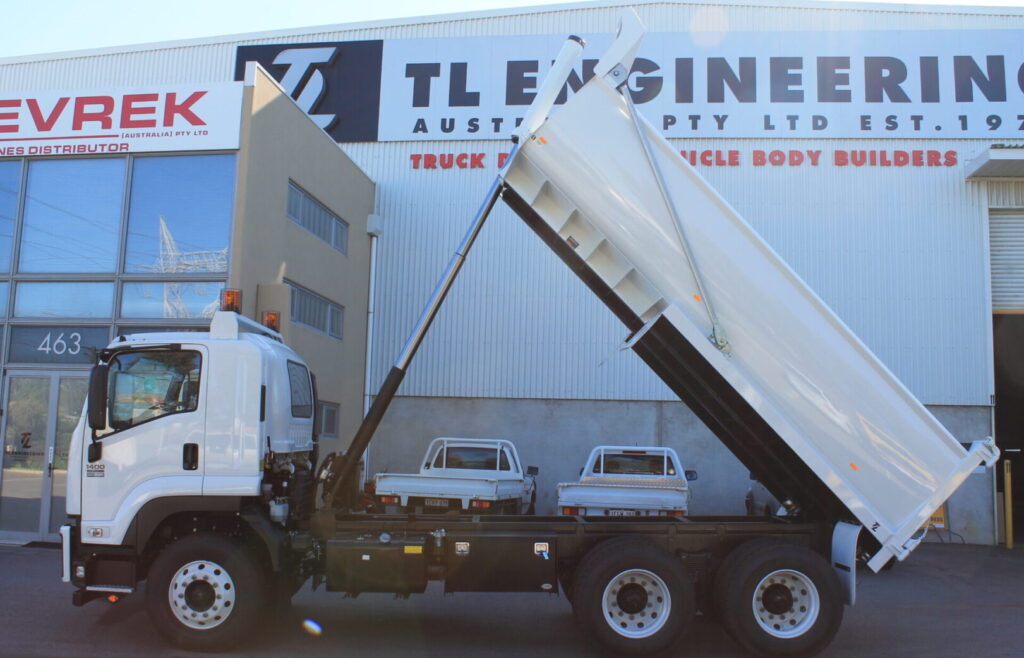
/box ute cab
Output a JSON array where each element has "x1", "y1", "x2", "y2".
[{"x1": 61, "y1": 310, "x2": 317, "y2": 603}]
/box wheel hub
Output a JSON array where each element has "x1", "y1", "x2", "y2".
[
  {"x1": 752, "y1": 569, "x2": 820, "y2": 639},
  {"x1": 601, "y1": 569, "x2": 671, "y2": 639},
  {"x1": 168, "y1": 560, "x2": 236, "y2": 630},
  {"x1": 762, "y1": 583, "x2": 794, "y2": 614},
  {"x1": 616, "y1": 583, "x2": 649, "y2": 614},
  {"x1": 184, "y1": 580, "x2": 216, "y2": 612}
]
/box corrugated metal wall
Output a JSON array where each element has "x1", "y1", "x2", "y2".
[
  {"x1": 2, "y1": 0, "x2": 1018, "y2": 406},
  {"x1": 989, "y1": 212, "x2": 1024, "y2": 312},
  {"x1": 346, "y1": 138, "x2": 993, "y2": 405}
]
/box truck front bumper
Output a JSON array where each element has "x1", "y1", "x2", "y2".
[
  {"x1": 61, "y1": 520, "x2": 136, "y2": 606},
  {"x1": 60, "y1": 524, "x2": 73, "y2": 582}
]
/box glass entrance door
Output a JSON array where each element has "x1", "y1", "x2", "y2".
[{"x1": 0, "y1": 372, "x2": 88, "y2": 542}]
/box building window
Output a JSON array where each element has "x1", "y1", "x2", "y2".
[
  {"x1": 120, "y1": 281, "x2": 224, "y2": 319},
  {"x1": 287, "y1": 182, "x2": 348, "y2": 254},
  {"x1": 288, "y1": 281, "x2": 343, "y2": 339},
  {"x1": 0, "y1": 160, "x2": 19, "y2": 272},
  {"x1": 14, "y1": 282, "x2": 115, "y2": 318},
  {"x1": 19, "y1": 158, "x2": 125, "y2": 273},
  {"x1": 124, "y1": 155, "x2": 235, "y2": 273},
  {"x1": 318, "y1": 401, "x2": 339, "y2": 438}
]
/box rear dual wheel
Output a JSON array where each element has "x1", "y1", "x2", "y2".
[
  {"x1": 714, "y1": 539, "x2": 843, "y2": 657},
  {"x1": 572, "y1": 538, "x2": 695, "y2": 655}
]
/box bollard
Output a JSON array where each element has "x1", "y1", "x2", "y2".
[{"x1": 1005, "y1": 460, "x2": 1014, "y2": 550}]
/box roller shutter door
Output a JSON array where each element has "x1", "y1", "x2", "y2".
[{"x1": 991, "y1": 212, "x2": 1024, "y2": 312}]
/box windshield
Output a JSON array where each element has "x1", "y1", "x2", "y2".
[{"x1": 107, "y1": 350, "x2": 201, "y2": 431}]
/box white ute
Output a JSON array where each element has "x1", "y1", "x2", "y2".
[
  {"x1": 557, "y1": 446, "x2": 694, "y2": 517},
  {"x1": 374, "y1": 438, "x2": 538, "y2": 514}
]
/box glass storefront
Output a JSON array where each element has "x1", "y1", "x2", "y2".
[{"x1": 0, "y1": 152, "x2": 236, "y2": 540}]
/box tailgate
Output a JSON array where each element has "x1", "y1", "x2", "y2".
[
  {"x1": 375, "y1": 474, "x2": 504, "y2": 503},
  {"x1": 500, "y1": 36, "x2": 997, "y2": 568},
  {"x1": 557, "y1": 482, "x2": 688, "y2": 511}
]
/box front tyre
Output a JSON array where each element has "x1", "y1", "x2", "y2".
[
  {"x1": 146, "y1": 533, "x2": 268, "y2": 652},
  {"x1": 715, "y1": 540, "x2": 842, "y2": 657},
  {"x1": 573, "y1": 538, "x2": 694, "y2": 655}
]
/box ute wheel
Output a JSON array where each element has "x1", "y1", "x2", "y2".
[
  {"x1": 714, "y1": 539, "x2": 842, "y2": 657},
  {"x1": 573, "y1": 538, "x2": 694, "y2": 655},
  {"x1": 146, "y1": 533, "x2": 268, "y2": 652}
]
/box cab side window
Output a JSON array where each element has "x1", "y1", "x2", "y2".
[
  {"x1": 108, "y1": 350, "x2": 201, "y2": 431},
  {"x1": 287, "y1": 361, "x2": 313, "y2": 418}
]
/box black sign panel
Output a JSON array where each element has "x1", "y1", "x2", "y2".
[
  {"x1": 235, "y1": 41, "x2": 383, "y2": 143},
  {"x1": 9, "y1": 326, "x2": 108, "y2": 365}
]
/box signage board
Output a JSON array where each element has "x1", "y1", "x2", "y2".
[
  {"x1": 0, "y1": 83, "x2": 243, "y2": 157},
  {"x1": 235, "y1": 30, "x2": 1024, "y2": 141},
  {"x1": 8, "y1": 326, "x2": 109, "y2": 364}
]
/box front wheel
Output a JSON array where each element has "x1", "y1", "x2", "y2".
[
  {"x1": 146, "y1": 533, "x2": 268, "y2": 651},
  {"x1": 714, "y1": 539, "x2": 843, "y2": 657},
  {"x1": 572, "y1": 538, "x2": 695, "y2": 655}
]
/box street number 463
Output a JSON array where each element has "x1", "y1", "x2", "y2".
[{"x1": 37, "y1": 331, "x2": 82, "y2": 356}]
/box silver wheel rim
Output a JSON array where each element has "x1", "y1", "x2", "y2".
[
  {"x1": 752, "y1": 569, "x2": 820, "y2": 638},
  {"x1": 601, "y1": 568, "x2": 671, "y2": 639},
  {"x1": 168, "y1": 559, "x2": 237, "y2": 630}
]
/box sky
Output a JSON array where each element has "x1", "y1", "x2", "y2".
[{"x1": 3, "y1": 0, "x2": 1024, "y2": 60}]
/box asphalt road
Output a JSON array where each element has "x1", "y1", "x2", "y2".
[{"x1": 0, "y1": 541, "x2": 1022, "y2": 657}]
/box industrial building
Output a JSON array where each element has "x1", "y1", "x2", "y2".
[{"x1": 0, "y1": 0, "x2": 1021, "y2": 547}]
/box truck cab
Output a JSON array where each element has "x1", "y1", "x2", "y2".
[{"x1": 63, "y1": 311, "x2": 318, "y2": 610}]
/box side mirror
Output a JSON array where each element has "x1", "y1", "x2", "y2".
[
  {"x1": 87, "y1": 363, "x2": 109, "y2": 431},
  {"x1": 526, "y1": 465, "x2": 539, "y2": 476},
  {"x1": 423, "y1": 462, "x2": 431, "y2": 469},
  {"x1": 685, "y1": 470, "x2": 698, "y2": 482}
]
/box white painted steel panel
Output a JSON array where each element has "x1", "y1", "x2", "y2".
[
  {"x1": 990, "y1": 212, "x2": 1024, "y2": 311},
  {"x1": 501, "y1": 63, "x2": 997, "y2": 562}
]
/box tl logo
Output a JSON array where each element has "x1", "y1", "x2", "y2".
[
  {"x1": 234, "y1": 41, "x2": 383, "y2": 143},
  {"x1": 271, "y1": 47, "x2": 338, "y2": 130}
]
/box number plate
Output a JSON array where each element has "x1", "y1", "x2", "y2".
[
  {"x1": 425, "y1": 498, "x2": 450, "y2": 507},
  {"x1": 608, "y1": 509, "x2": 639, "y2": 517}
]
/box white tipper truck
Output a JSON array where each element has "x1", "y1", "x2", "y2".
[{"x1": 60, "y1": 14, "x2": 998, "y2": 657}]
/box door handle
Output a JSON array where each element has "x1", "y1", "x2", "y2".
[{"x1": 182, "y1": 443, "x2": 199, "y2": 471}]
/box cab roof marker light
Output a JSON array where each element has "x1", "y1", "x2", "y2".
[
  {"x1": 261, "y1": 311, "x2": 281, "y2": 332},
  {"x1": 220, "y1": 288, "x2": 242, "y2": 313}
]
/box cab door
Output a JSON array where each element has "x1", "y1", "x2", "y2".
[{"x1": 80, "y1": 347, "x2": 207, "y2": 544}]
